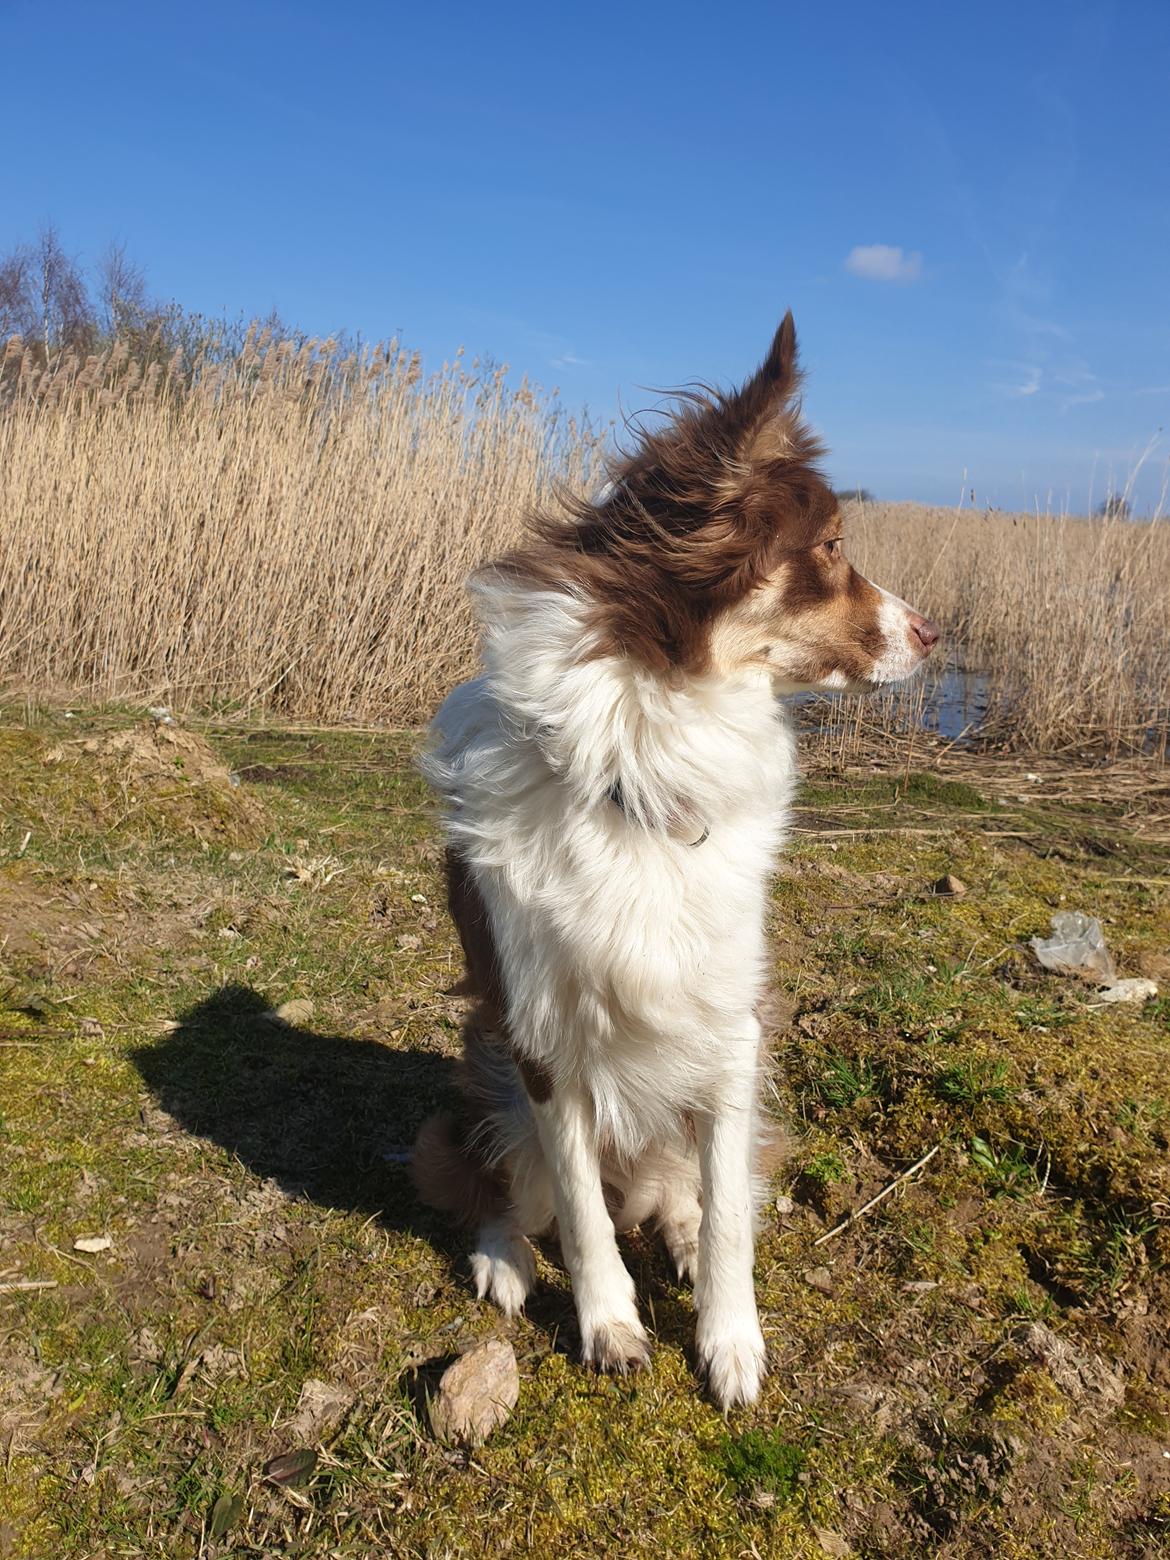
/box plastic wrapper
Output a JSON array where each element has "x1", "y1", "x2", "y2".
[{"x1": 1029, "y1": 911, "x2": 1117, "y2": 985}]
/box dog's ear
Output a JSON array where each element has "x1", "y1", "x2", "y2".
[
  {"x1": 741, "y1": 312, "x2": 800, "y2": 417},
  {"x1": 599, "y1": 310, "x2": 820, "y2": 543},
  {"x1": 722, "y1": 311, "x2": 805, "y2": 467}
]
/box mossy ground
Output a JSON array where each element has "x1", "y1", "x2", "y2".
[{"x1": 1, "y1": 708, "x2": 1168, "y2": 1558}]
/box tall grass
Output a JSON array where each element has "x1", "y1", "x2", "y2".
[
  {"x1": 0, "y1": 331, "x2": 601, "y2": 723},
  {"x1": 1, "y1": 329, "x2": 1167, "y2": 756}
]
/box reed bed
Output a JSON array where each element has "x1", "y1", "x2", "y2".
[
  {"x1": 817, "y1": 499, "x2": 1170, "y2": 758},
  {"x1": 0, "y1": 331, "x2": 599, "y2": 724},
  {"x1": 1, "y1": 330, "x2": 1167, "y2": 757}
]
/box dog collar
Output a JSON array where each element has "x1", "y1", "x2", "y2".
[{"x1": 606, "y1": 779, "x2": 710, "y2": 848}]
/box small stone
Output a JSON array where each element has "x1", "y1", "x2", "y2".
[
  {"x1": 933, "y1": 874, "x2": 967, "y2": 896},
  {"x1": 73, "y1": 1235, "x2": 112, "y2": 1254},
  {"x1": 774, "y1": 1194, "x2": 795, "y2": 1217},
  {"x1": 410, "y1": 893, "x2": 428, "y2": 905},
  {"x1": 429, "y1": 1338, "x2": 519, "y2": 1447},
  {"x1": 1093, "y1": 978, "x2": 1158, "y2": 1006},
  {"x1": 803, "y1": 1266, "x2": 833, "y2": 1296},
  {"x1": 263, "y1": 998, "x2": 315, "y2": 1026},
  {"x1": 78, "y1": 1016, "x2": 104, "y2": 1037}
]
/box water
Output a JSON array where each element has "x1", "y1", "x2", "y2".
[
  {"x1": 932, "y1": 664, "x2": 991, "y2": 742},
  {"x1": 795, "y1": 657, "x2": 993, "y2": 747}
]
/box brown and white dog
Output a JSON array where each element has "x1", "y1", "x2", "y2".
[{"x1": 413, "y1": 316, "x2": 938, "y2": 1408}]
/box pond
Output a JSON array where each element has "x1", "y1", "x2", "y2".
[{"x1": 794, "y1": 656, "x2": 992, "y2": 746}]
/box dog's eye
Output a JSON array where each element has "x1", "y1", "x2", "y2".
[{"x1": 822, "y1": 538, "x2": 842, "y2": 560}]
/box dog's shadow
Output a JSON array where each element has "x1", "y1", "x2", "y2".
[
  {"x1": 131, "y1": 984, "x2": 696, "y2": 1354},
  {"x1": 131, "y1": 983, "x2": 459, "y2": 1245}
]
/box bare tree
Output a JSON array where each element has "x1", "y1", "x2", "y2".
[
  {"x1": 35, "y1": 223, "x2": 95, "y2": 356},
  {"x1": 0, "y1": 225, "x2": 102, "y2": 360},
  {"x1": 96, "y1": 241, "x2": 149, "y2": 336},
  {"x1": 0, "y1": 245, "x2": 36, "y2": 340}
]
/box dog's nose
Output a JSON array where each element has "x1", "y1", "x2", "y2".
[{"x1": 910, "y1": 613, "x2": 940, "y2": 652}]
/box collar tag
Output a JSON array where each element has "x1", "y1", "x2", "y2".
[{"x1": 606, "y1": 779, "x2": 709, "y2": 848}]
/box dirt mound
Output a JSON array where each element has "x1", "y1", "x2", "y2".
[
  {"x1": 41, "y1": 720, "x2": 268, "y2": 844},
  {"x1": 45, "y1": 721, "x2": 230, "y2": 784}
]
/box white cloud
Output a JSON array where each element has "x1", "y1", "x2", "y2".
[
  {"x1": 844, "y1": 244, "x2": 923, "y2": 283},
  {"x1": 988, "y1": 360, "x2": 1043, "y2": 398}
]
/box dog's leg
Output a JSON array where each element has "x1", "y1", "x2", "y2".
[
  {"x1": 531, "y1": 1084, "x2": 651, "y2": 1373},
  {"x1": 694, "y1": 1024, "x2": 766, "y2": 1409},
  {"x1": 635, "y1": 1140, "x2": 702, "y2": 1285},
  {"x1": 657, "y1": 1186, "x2": 703, "y2": 1286},
  {"x1": 469, "y1": 1217, "x2": 537, "y2": 1315}
]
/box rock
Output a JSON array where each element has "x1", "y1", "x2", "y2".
[
  {"x1": 287, "y1": 1378, "x2": 355, "y2": 1442},
  {"x1": 263, "y1": 998, "x2": 315, "y2": 1026},
  {"x1": 429, "y1": 1338, "x2": 519, "y2": 1447},
  {"x1": 1093, "y1": 977, "x2": 1158, "y2": 1006},
  {"x1": 774, "y1": 1194, "x2": 795, "y2": 1217},
  {"x1": 73, "y1": 1235, "x2": 111, "y2": 1253},
  {"x1": 803, "y1": 1266, "x2": 833, "y2": 1296},
  {"x1": 933, "y1": 874, "x2": 967, "y2": 896}
]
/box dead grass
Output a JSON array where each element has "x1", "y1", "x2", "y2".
[{"x1": 1, "y1": 331, "x2": 1168, "y2": 757}]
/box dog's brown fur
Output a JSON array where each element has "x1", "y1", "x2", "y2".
[{"x1": 494, "y1": 312, "x2": 848, "y2": 674}]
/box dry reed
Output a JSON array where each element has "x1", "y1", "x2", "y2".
[
  {"x1": 1, "y1": 330, "x2": 1167, "y2": 757},
  {"x1": 817, "y1": 500, "x2": 1170, "y2": 758},
  {"x1": 0, "y1": 330, "x2": 600, "y2": 723}
]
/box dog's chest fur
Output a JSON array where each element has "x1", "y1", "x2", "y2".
[{"x1": 422, "y1": 587, "x2": 799, "y2": 1154}]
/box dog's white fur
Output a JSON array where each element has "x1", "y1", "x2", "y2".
[{"x1": 421, "y1": 568, "x2": 927, "y2": 1407}]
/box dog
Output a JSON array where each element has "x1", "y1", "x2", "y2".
[{"x1": 411, "y1": 315, "x2": 938, "y2": 1408}]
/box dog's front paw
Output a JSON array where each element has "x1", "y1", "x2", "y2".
[
  {"x1": 469, "y1": 1224, "x2": 536, "y2": 1316},
  {"x1": 697, "y1": 1316, "x2": 767, "y2": 1409},
  {"x1": 580, "y1": 1312, "x2": 652, "y2": 1375}
]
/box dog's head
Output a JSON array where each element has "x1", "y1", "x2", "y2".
[{"x1": 508, "y1": 314, "x2": 938, "y2": 691}]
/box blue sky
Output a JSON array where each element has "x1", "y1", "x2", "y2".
[{"x1": 4, "y1": 0, "x2": 1168, "y2": 510}]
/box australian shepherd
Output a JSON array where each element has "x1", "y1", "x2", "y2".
[{"x1": 412, "y1": 316, "x2": 939, "y2": 1408}]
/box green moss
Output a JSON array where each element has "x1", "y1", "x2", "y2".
[{"x1": 717, "y1": 1428, "x2": 806, "y2": 1502}]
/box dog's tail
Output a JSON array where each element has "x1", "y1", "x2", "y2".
[{"x1": 410, "y1": 1112, "x2": 507, "y2": 1228}]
